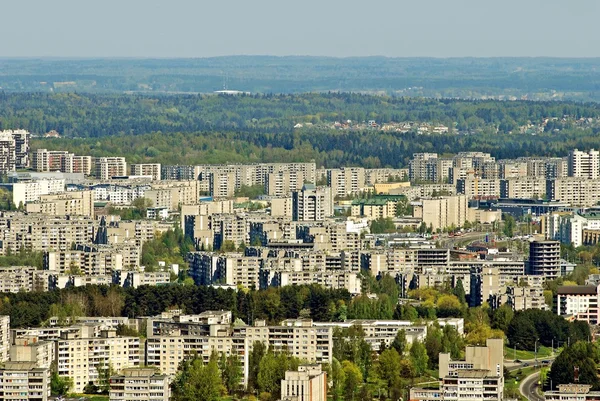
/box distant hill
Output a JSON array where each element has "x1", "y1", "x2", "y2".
[{"x1": 1, "y1": 56, "x2": 600, "y2": 101}]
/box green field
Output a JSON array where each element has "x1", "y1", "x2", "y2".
[
  {"x1": 70, "y1": 395, "x2": 109, "y2": 401},
  {"x1": 504, "y1": 345, "x2": 553, "y2": 361}
]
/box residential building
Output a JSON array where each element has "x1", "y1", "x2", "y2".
[
  {"x1": 409, "y1": 153, "x2": 438, "y2": 182},
  {"x1": 9, "y1": 337, "x2": 55, "y2": 369},
  {"x1": 456, "y1": 178, "x2": 501, "y2": 198},
  {"x1": 25, "y1": 190, "x2": 94, "y2": 217},
  {"x1": 207, "y1": 172, "x2": 236, "y2": 198},
  {"x1": 0, "y1": 361, "x2": 50, "y2": 401},
  {"x1": 130, "y1": 163, "x2": 161, "y2": 181},
  {"x1": 109, "y1": 368, "x2": 171, "y2": 401},
  {"x1": 568, "y1": 149, "x2": 600, "y2": 179},
  {"x1": 547, "y1": 178, "x2": 600, "y2": 207},
  {"x1": 95, "y1": 157, "x2": 127, "y2": 180},
  {"x1": 281, "y1": 365, "x2": 327, "y2": 401},
  {"x1": 0, "y1": 131, "x2": 16, "y2": 174},
  {"x1": 527, "y1": 240, "x2": 560, "y2": 278},
  {"x1": 327, "y1": 167, "x2": 365, "y2": 197},
  {"x1": 55, "y1": 327, "x2": 141, "y2": 393},
  {"x1": 0, "y1": 316, "x2": 9, "y2": 362},
  {"x1": 410, "y1": 338, "x2": 504, "y2": 401},
  {"x1": 556, "y1": 285, "x2": 599, "y2": 325},
  {"x1": 292, "y1": 185, "x2": 333, "y2": 222},
  {"x1": 500, "y1": 177, "x2": 547, "y2": 199},
  {"x1": 413, "y1": 195, "x2": 468, "y2": 232}
]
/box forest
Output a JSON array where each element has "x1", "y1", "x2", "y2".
[
  {"x1": 1, "y1": 92, "x2": 598, "y2": 168},
  {"x1": 3, "y1": 57, "x2": 600, "y2": 100}
]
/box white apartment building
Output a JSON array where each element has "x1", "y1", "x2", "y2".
[
  {"x1": 556, "y1": 285, "x2": 600, "y2": 325},
  {"x1": 0, "y1": 179, "x2": 65, "y2": 207},
  {"x1": 0, "y1": 362, "x2": 50, "y2": 401},
  {"x1": 568, "y1": 149, "x2": 600, "y2": 179},
  {"x1": 0, "y1": 316, "x2": 9, "y2": 362},
  {"x1": 9, "y1": 337, "x2": 55, "y2": 369},
  {"x1": 95, "y1": 157, "x2": 127, "y2": 180},
  {"x1": 25, "y1": 190, "x2": 94, "y2": 217},
  {"x1": 109, "y1": 368, "x2": 171, "y2": 401},
  {"x1": 130, "y1": 163, "x2": 161, "y2": 181},
  {"x1": 413, "y1": 195, "x2": 468, "y2": 232}
]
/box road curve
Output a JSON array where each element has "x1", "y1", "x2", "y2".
[{"x1": 519, "y1": 371, "x2": 544, "y2": 401}]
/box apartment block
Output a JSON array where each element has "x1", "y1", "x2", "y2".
[
  {"x1": 498, "y1": 160, "x2": 528, "y2": 179},
  {"x1": 266, "y1": 171, "x2": 305, "y2": 197},
  {"x1": 281, "y1": 365, "x2": 327, "y2": 401},
  {"x1": 109, "y1": 368, "x2": 171, "y2": 401},
  {"x1": 568, "y1": 148, "x2": 599, "y2": 178},
  {"x1": 130, "y1": 163, "x2": 161, "y2": 181},
  {"x1": 25, "y1": 190, "x2": 94, "y2": 217},
  {"x1": 456, "y1": 178, "x2": 501, "y2": 198},
  {"x1": 0, "y1": 362, "x2": 50, "y2": 401},
  {"x1": 556, "y1": 285, "x2": 600, "y2": 325},
  {"x1": 0, "y1": 267, "x2": 36, "y2": 293},
  {"x1": 527, "y1": 240, "x2": 560, "y2": 278},
  {"x1": 547, "y1": 178, "x2": 600, "y2": 207},
  {"x1": 410, "y1": 338, "x2": 504, "y2": 401},
  {"x1": 95, "y1": 157, "x2": 127, "y2": 180},
  {"x1": 0, "y1": 213, "x2": 95, "y2": 255},
  {"x1": 44, "y1": 244, "x2": 126, "y2": 275},
  {"x1": 160, "y1": 165, "x2": 201, "y2": 181},
  {"x1": 413, "y1": 195, "x2": 468, "y2": 232},
  {"x1": 10, "y1": 337, "x2": 55, "y2": 369},
  {"x1": 292, "y1": 185, "x2": 333, "y2": 221},
  {"x1": 206, "y1": 172, "x2": 236, "y2": 199},
  {"x1": 32, "y1": 149, "x2": 92, "y2": 175},
  {"x1": 500, "y1": 177, "x2": 547, "y2": 199},
  {"x1": 0, "y1": 131, "x2": 16, "y2": 174},
  {"x1": 327, "y1": 167, "x2": 365, "y2": 197},
  {"x1": 505, "y1": 285, "x2": 548, "y2": 311},
  {"x1": 56, "y1": 328, "x2": 140, "y2": 393},
  {"x1": 364, "y1": 168, "x2": 408, "y2": 185},
  {"x1": 0, "y1": 316, "x2": 9, "y2": 362},
  {"x1": 409, "y1": 153, "x2": 438, "y2": 182},
  {"x1": 546, "y1": 384, "x2": 600, "y2": 401}
]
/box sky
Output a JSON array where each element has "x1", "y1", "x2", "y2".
[{"x1": 2, "y1": 0, "x2": 599, "y2": 58}]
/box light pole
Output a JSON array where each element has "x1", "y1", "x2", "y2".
[{"x1": 535, "y1": 339, "x2": 539, "y2": 362}]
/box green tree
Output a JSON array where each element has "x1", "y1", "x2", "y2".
[
  {"x1": 219, "y1": 354, "x2": 242, "y2": 395},
  {"x1": 342, "y1": 360, "x2": 363, "y2": 401},
  {"x1": 330, "y1": 358, "x2": 345, "y2": 401},
  {"x1": 50, "y1": 371, "x2": 73, "y2": 396},
  {"x1": 248, "y1": 341, "x2": 266, "y2": 392},
  {"x1": 503, "y1": 214, "x2": 516, "y2": 238},
  {"x1": 391, "y1": 329, "x2": 407, "y2": 356},
  {"x1": 491, "y1": 304, "x2": 514, "y2": 332},
  {"x1": 377, "y1": 348, "x2": 402, "y2": 387},
  {"x1": 452, "y1": 279, "x2": 466, "y2": 304},
  {"x1": 409, "y1": 341, "x2": 429, "y2": 376},
  {"x1": 171, "y1": 354, "x2": 224, "y2": 401}
]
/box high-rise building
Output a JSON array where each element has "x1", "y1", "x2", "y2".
[
  {"x1": 528, "y1": 240, "x2": 560, "y2": 279},
  {"x1": 568, "y1": 149, "x2": 600, "y2": 179},
  {"x1": 292, "y1": 185, "x2": 333, "y2": 221},
  {"x1": 95, "y1": 157, "x2": 127, "y2": 180},
  {"x1": 327, "y1": 167, "x2": 365, "y2": 197},
  {"x1": 0, "y1": 315, "x2": 9, "y2": 362},
  {"x1": 11, "y1": 130, "x2": 30, "y2": 168},
  {"x1": 0, "y1": 132, "x2": 16, "y2": 174}
]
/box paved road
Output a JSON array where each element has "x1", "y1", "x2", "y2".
[
  {"x1": 519, "y1": 371, "x2": 544, "y2": 401},
  {"x1": 437, "y1": 232, "x2": 487, "y2": 249}
]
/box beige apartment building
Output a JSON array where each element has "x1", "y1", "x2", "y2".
[
  {"x1": 109, "y1": 368, "x2": 171, "y2": 401},
  {"x1": 500, "y1": 177, "x2": 547, "y2": 199},
  {"x1": 56, "y1": 327, "x2": 141, "y2": 393},
  {"x1": 144, "y1": 180, "x2": 202, "y2": 210},
  {"x1": 456, "y1": 178, "x2": 501, "y2": 198},
  {"x1": 130, "y1": 163, "x2": 161, "y2": 181},
  {"x1": 0, "y1": 213, "x2": 95, "y2": 254},
  {"x1": 411, "y1": 338, "x2": 504, "y2": 401},
  {"x1": 44, "y1": 245, "x2": 126, "y2": 276},
  {"x1": 568, "y1": 149, "x2": 600, "y2": 179},
  {"x1": 95, "y1": 157, "x2": 127, "y2": 180},
  {"x1": 547, "y1": 178, "x2": 600, "y2": 206},
  {"x1": 327, "y1": 167, "x2": 365, "y2": 197},
  {"x1": 25, "y1": 190, "x2": 94, "y2": 217},
  {"x1": 292, "y1": 185, "x2": 333, "y2": 221},
  {"x1": 413, "y1": 195, "x2": 468, "y2": 231},
  {"x1": 10, "y1": 336, "x2": 55, "y2": 369},
  {"x1": 32, "y1": 149, "x2": 92, "y2": 175}
]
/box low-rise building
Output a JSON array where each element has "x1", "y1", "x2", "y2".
[
  {"x1": 0, "y1": 361, "x2": 50, "y2": 401},
  {"x1": 109, "y1": 368, "x2": 171, "y2": 401}
]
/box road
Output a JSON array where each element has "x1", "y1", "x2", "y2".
[
  {"x1": 519, "y1": 371, "x2": 544, "y2": 401},
  {"x1": 437, "y1": 232, "x2": 488, "y2": 249}
]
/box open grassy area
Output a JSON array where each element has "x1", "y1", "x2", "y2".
[
  {"x1": 504, "y1": 345, "x2": 553, "y2": 361},
  {"x1": 69, "y1": 395, "x2": 109, "y2": 401}
]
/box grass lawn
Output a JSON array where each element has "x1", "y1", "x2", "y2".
[
  {"x1": 69, "y1": 395, "x2": 109, "y2": 401},
  {"x1": 504, "y1": 345, "x2": 553, "y2": 360}
]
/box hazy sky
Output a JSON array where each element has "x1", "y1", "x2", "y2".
[{"x1": 3, "y1": 0, "x2": 599, "y2": 58}]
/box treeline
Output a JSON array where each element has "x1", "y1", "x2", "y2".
[
  {"x1": 3, "y1": 92, "x2": 599, "y2": 138},
  {"x1": 0, "y1": 284, "x2": 352, "y2": 328}
]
